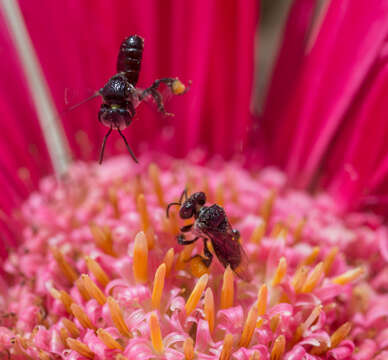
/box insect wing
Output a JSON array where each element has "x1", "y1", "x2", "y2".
[{"x1": 206, "y1": 228, "x2": 251, "y2": 282}]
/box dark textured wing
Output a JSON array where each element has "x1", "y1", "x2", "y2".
[{"x1": 205, "y1": 228, "x2": 251, "y2": 282}]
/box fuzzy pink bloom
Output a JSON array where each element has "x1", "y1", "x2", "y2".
[{"x1": 0, "y1": 156, "x2": 387, "y2": 359}]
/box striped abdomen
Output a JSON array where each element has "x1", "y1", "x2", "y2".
[{"x1": 116, "y1": 35, "x2": 144, "y2": 86}]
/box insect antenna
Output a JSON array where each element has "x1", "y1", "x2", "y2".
[
  {"x1": 117, "y1": 128, "x2": 138, "y2": 164},
  {"x1": 99, "y1": 127, "x2": 113, "y2": 164},
  {"x1": 62, "y1": 90, "x2": 101, "y2": 114},
  {"x1": 166, "y1": 202, "x2": 182, "y2": 218}
]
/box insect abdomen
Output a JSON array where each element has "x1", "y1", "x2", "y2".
[{"x1": 116, "y1": 35, "x2": 144, "y2": 86}]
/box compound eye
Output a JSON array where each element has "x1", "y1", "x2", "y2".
[
  {"x1": 179, "y1": 202, "x2": 194, "y2": 219},
  {"x1": 195, "y1": 192, "x2": 206, "y2": 206}
]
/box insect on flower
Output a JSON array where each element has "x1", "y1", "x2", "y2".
[
  {"x1": 167, "y1": 190, "x2": 251, "y2": 281},
  {"x1": 66, "y1": 34, "x2": 189, "y2": 164}
]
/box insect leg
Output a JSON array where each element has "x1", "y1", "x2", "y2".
[
  {"x1": 99, "y1": 127, "x2": 113, "y2": 164},
  {"x1": 117, "y1": 128, "x2": 139, "y2": 164},
  {"x1": 180, "y1": 224, "x2": 193, "y2": 233},
  {"x1": 179, "y1": 188, "x2": 188, "y2": 203},
  {"x1": 232, "y1": 229, "x2": 240, "y2": 240},
  {"x1": 188, "y1": 238, "x2": 213, "y2": 267},
  {"x1": 177, "y1": 234, "x2": 199, "y2": 245}
]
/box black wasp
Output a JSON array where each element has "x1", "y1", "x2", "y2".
[
  {"x1": 68, "y1": 35, "x2": 188, "y2": 164},
  {"x1": 166, "y1": 190, "x2": 251, "y2": 281}
]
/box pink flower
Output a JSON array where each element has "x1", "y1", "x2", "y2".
[{"x1": 0, "y1": 1, "x2": 388, "y2": 359}]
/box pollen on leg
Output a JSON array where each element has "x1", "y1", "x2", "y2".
[
  {"x1": 137, "y1": 194, "x2": 150, "y2": 232},
  {"x1": 257, "y1": 284, "x2": 268, "y2": 316},
  {"x1": 301, "y1": 262, "x2": 324, "y2": 293},
  {"x1": 271, "y1": 257, "x2": 287, "y2": 286},
  {"x1": 81, "y1": 274, "x2": 106, "y2": 305},
  {"x1": 221, "y1": 265, "x2": 234, "y2": 309},
  {"x1": 50, "y1": 247, "x2": 78, "y2": 284},
  {"x1": 149, "y1": 311, "x2": 164, "y2": 354},
  {"x1": 220, "y1": 333, "x2": 234, "y2": 360},
  {"x1": 149, "y1": 163, "x2": 165, "y2": 207},
  {"x1": 185, "y1": 274, "x2": 208, "y2": 316},
  {"x1": 85, "y1": 256, "x2": 110, "y2": 287},
  {"x1": 133, "y1": 231, "x2": 148, "y2": 284},
  {"x1": 70, "y1": 303, "x2": 96, "y2": 330},
  {"x1": 152, "y1": 263, "x2": 166, "y2": 310},
  {"x1": 239, "y1": 305, "x2": 258, "y2": 348},
  {"x1": 107, "y1": 296, "x2": 131, "y2": 337},
  {"x1": 66, "y1": 338, "x2": 95, "y2": 359},
  {"x1": 270, "y1": 335, "x2": 285, "y2": 360},
  {"x1": 97, "y1": 328, "x2": 124, "y2": 351},
  {"x1": 189, "y1": 256, "x2": 210, "y2": 278},
  {"x1": 204, "y1": 287, "x2": 215, "y2": 333},
  {"x1": 332, "y1": 267, "x2": 365, "y2": 285},
  {"x1": 171, "y1": 79, "x2": 186, "y2": 95}
]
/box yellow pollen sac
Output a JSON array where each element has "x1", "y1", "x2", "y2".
[
  {"x1": 270, "y1": 314, "x2": 280, "y2": 332},
  {"x1": 220, "y1": 333, "x2": 234, "y2": 360},
  {"x1": 97, "y1": 328, "x2": 124, "y2": 351},
  {"x1": 152, "y1": 263, "x2": 166, "y2": 310},
  {"x1": 183, "y1": 337, "x2": 195, "y2": 360},
  {"x1": 292, "y1": 266, "x2": 309, "y2": 293},
  {"x1": 260, "y1": 189, "x2": 276, "y2": 224},
  {"x1": 61, "y1": 318, "x2": 80, "y2": 338},
  {"x1": 145, "y1": 227, "x2": 156, "y2": 250},
  {"x1": 204, "y1": 288, "x2": 215, "y2": 333},
  {"x1": 163, "y1": 247, "x2": 175, "y2": 276},
  {"x1": 250, "y1": 222, "x2": 266, "y2": 244},
  {"x1": 59, "y1": 290, "x2": 74, "y2": 314},
  {"x1": 133, "y1": 231, "x2": 148, "y2": 284},
  {"x1": 75, "y1": 277, "x2": 92, "y2": 301},
  {"x1": 108, "y1": 187, "x2": 120, "y2": 218},
  {"x1": 85, "y1": 256, "x2": 110, "y2": 287},
  {"x1": 137, "y1": 194, "x2": 150, "y2": 232},
  {"x1": 300, "y1": 246, "x2": 320, "y2": 267},
  {"x1": 67, "y1": 338, "x2": 95, "y2": 359},
  {"x1": 185, "y1": 274, "x2": 209, "y2": 316},
  {"x1": 70, "y1": 303, "x2": 96, "y2": 330},
  {"x1": 249, "y1": 350, "x2": 261, "y2": 360},
  {"x1": 215, "y1": 182, "x2": 225, "y2": 207},
  {"x1": 271, "y1": 257, "x2": 287, "y2": 287},
  {"x1": 89, "y1": 223, "x2": 116, "y2": 257},
  {"x1": 332, "y1": 266, "x2": 365, "y2": 285},
  {"x1": 50, "y1": 247, "x2": 78, "y2": 284},
  {"x1": 239, "y1": 305, "x2": 259, "y2": 348},
  {"x1": 171, "y1": 79, "x2": 186, "y2": 95},
  {"x1": 330, "y1": 322, "x2": 352, "y2": 348},
  {"x1": 270, "y1": 335, "x2": 286, "y2": 360},
  {"x1": 149, "y1": 163, "x2": 165, "y2": 207},
  {"x1": 149, "y1": 312, "x2": 164, "y2": 354},
  {"x1": 293, "y1": 218, "x2": 306, "y2": 243},
  {"x1": 323, "y1": 246, "x2": 339, "y2": 275},
  {"x1": 189, "y1": 256, "x2": 210, "y2": 278},
  {"x1": 257, "y1": 284, "x2": 268, "y2": 316},
  {"x1": 221, "y1": 266, "x2": 234, "y2": 309},
  {"x1": 107, "y1": 297, "x2": 131, "y2": 337},
  {"x1": 81, "y1": 274, "x2": 106, "y2": 305},
  {"x1": 301, "y1": 262, "x2": 324, "y2": 293}
]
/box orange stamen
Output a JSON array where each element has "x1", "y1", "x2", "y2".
[
  {"x1": 85, "y1": 256, "x2": 110, "y2": 287},
  {"x1": 70, "y1": 303, "x2": 96, "y2": 330},
  {"x1": 301, "y1": 262, "x2": 324, "y2": 293},
  {"x1": 97, "y1": 328, "x2": 124, "y2": 351},
  {"x1": 51, "y1": 247, "x2": 78, "y2": 283},
  {"x1": 250, "y1": 222, "x2": 266, "y2": 244},
  {"x1": 133, "y1": 231, "x2": 148, "y2": 284},
  {"x1": 149, "y1": 311, "x2": 164, "y2": 354},
  {"x1": 271, "y1": 257, "x2": 287, "y2": 286},
  {"x1": 137, "y1": 194, "x2": 150, "y2": 232},
  {"x1": 66, "y1": 338, "x2": 94, "y2": 359},
  {"x1": 149, "y1": 163, "x2": 165, "y2": 207},
  {"x1": 163, "y1": 247, "x2": 175, "y2": 276},
  {"x1": 220, "y1": 333, "x2": 234, "y2": 360},
  {"x1": 270, "y1": 335, "x2": 285, "y2": 360},
  {"x1": 107, "y1": 296, "x2": 131, "y2": 337},
  {"x1": 221, "y1": 266, "x2": 234, "y2": 309},
  {"x1": 185, "y1": 274, "x2": 208, "y2": 316},
  {"x1": 151, "y1": 263, "x2": 166, "y2": 310},
  {"x1": 204, "y1": 288, "x2": 215, "y2": 333},
  {"x1": 183, "y1": 337, "x2": 194, "y2": 360},
  {"x1": 332, "y1": 267, "x2": 365, "y2": 285},
  {"x1": 81, "y1": 274, "x2": 106, "y2": 305},
  {"x1": 239, "y1": 305, "x2": 258, "y2": 348},
  {"x1": 257, "y1": 284, "x2": 268, "y2": 316}
]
